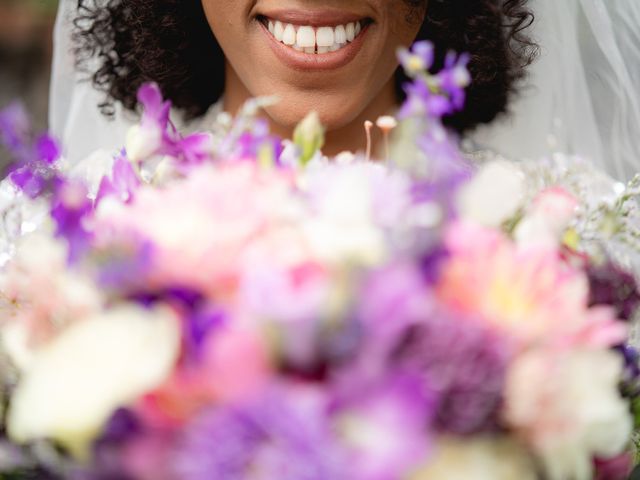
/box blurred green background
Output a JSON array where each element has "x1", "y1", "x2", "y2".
[{"x1": 0, "y1": 0, "x2": 58, "y2": 131}]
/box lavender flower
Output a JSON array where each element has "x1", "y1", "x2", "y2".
[
  {"x1": 398, "y1": 41, "x2": 434, "y2": 78},
  {"x1": 172, "y1": 387, "x2": 344, "y2": 480},
  {"x1": 397, "y1": 42, "x2": 470, "y2": 121},
  {"x1": 0, "y1": 106, "x2": 62, "y2": 199},
  {"x1": 396, "y1": 42, "x2": 472, "y2": 184},
  {"x1": 332, "y1": 373, "x2": 434, "y2": 480},
  {"x1": 0, "y1": 102, "x2": 30, "y2": 161}
]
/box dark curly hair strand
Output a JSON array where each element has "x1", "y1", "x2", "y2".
[{"x1": 74, "y1": 0, "x2": 537, "y2": 133}]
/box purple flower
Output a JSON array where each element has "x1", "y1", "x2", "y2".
[
  {"x1": 50, "y1": 179, "x2": 94, "y2": 262},
  {"x1": 138, "y1": 82, "x2": 171, "y2": 132},
  {"x1": 0, "y1": 102, "x2": 30, "y2": 160},
  {"x1": 127, "y1": 83, "x2": 215, "y2": 166},
  {"x1": 397, "y1": 45, "x2": 470, "y2": 122},
  {"x1": 588, "y1": 262, "x2": 640, "y2": 321},
  {"x1": 438, "y1": 52, "x2": 471, "y2": 111},
  {"x1": 619, "y1": 344, "x2": 640, "y2": 398},
  {"x1": 234, "y1": 118, "x2": 283, "y2": 164},
  {"x1": 398, "y1": 79, "x2": 452, "y2": 120},
  {"x1": 391, "y1": 309, "x2": 511, "y2": 435},
  {"x1": 174, "y1": 132, "x2": 215, "y2": 165},
  {"x1": 129, "y1": 287, "x2": 225, "y2": 363},
  {"x1": 96, "y1": 152, "x2": 141, "y2": 206},
  {"x1": 398, "y1": 41, "x2": 434, "y2": 77},
  {"x1": 332, "y1": 373, "x2": 434, "y2": 480},
  {"x1": 172, "y1": 387, "x2": 344, "y2": 480},
  {"x1": 1, "y1": 103, "x2": 63, "y2": 198},
  {"x1": 356, "y1": 264, "x2": 510, "y2": 435}
]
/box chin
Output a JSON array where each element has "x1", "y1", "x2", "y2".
[{"x1": 263, "y1": 91, "x2": 370, "y2": 133}]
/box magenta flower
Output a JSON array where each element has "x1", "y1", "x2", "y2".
[
  {"x1": 95, "y1": 151, "x2": 141, "y2": 206},
  {"x1": 50, "y1": 179, "x2": 94, "y2": 262}
]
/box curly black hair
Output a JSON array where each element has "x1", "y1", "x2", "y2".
[{"x1": 74, "y1": 0, "x2": 537, "y2": 133}]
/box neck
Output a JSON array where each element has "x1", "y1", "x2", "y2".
[{"x1": 223, "y1": 63, "x2": 397, "y2": 157}]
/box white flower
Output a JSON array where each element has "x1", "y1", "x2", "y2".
[
  {"x1": 503, "y1": 348, "x2": 632, "y2": 480},
  {"x1": 125, "y1": 124, "x2": 162, "y2": 164},
  {"x1": 301, "y1": 163, "x2": 391, "y2": 265},
  {"x1": 7, "y1": 304, "x2": 180, "y2": 459},
  {"x1": 515, "y1": 187, "x2": 579, "y2": 247},
  {"x1": 411, "y1": 437, "x2": 536, "y2": 480},
  {"x1": 457, "y1": 161, "x2": 525, "y2": 227}
]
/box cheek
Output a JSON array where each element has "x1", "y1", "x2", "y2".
[
  {"x1": 386, "y1": 0, "x2": 425, "y2": 47},
  {"x1": 201, "y1": 0, "x2": 247, "y2": 50}
]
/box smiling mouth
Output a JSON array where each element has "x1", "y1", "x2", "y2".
[{"x1": 257, "y1": 15, "x2": 372, "y2": 55}]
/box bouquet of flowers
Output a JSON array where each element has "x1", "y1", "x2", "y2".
[{"x1": 0, "y1": 42, "x2": 638, "y2": 480}]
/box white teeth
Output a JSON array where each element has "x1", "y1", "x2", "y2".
[
  {"x1": 274, "y1": 21, "x2": 284, "y2": 42},
  {"x1": 282, "y1": 23, "x2": 297, "y2": 45},
  {"x1": 297, "y1": 26, "x2": 316, "y2": 48},
  {"x1": 346, "y1": 22, "x2": 355, "y2": 42},
  {"x1": 334, "y1": 25, "x2": 347, "y2": 44},
  {"x1": 265, "y1": 20, "x2": 364, "y2": 54},
  {"x1": 316, "y1": 27, "x2": 335, "y2": 47}
]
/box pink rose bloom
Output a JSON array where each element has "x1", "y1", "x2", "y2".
[{"x1": 437, "y1": 221, "x2": 626, "y2": 348}]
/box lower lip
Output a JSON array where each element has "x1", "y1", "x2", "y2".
[{"x1": 259, "y1": 21, "x2": 370, "y2": 72}]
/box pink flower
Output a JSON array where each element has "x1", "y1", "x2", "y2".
[
  {"x1": 95, "y1": 163, "x2": 299, "y2": 300},
  {"x1": 436, "y1": 222, "x2": 626, "y2": 347},
  {"x1": 137, "y1": 324, "x2": 271, "y2": 428}
]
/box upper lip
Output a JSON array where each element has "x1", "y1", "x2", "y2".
[{"x1": 256, "y1": 9, "x2": 370, "y2": 27}]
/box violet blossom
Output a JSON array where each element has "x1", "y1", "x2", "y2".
[
  {"x1": 172, "y1": 387, "x2": 344, "y2": 480},
  {"x1": 332, "y1": 373, "x2": 435, "y2": 480},
  {"x1": 95, "y1": 152, "x2": 141, "y2": 206},
  {"x1": 588, "y1": 261, "x2": 640, "y2": 321},
  {"x1": 0, "y1": 104, "x2": 62, "y2": 199},
  {"x1": 50, "y1": 179, "x2": 94, "y2": 263}
]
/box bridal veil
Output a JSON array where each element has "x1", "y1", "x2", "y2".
[{"x1": 50, "y1": 0, "x2": 640, "y2": 180}]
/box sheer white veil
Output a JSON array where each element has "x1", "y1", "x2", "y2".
[
  {"x1": 50, "y1": 0, "x2": 640, "y2": 180},
  {"x1": 473, "y1": 0, "x2": 640, "y2": 181},
  {"x1": 49, "y1": 0, "x2": 134, "y2": 164}
]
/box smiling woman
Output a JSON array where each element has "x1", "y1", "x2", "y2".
[{"x1": 72, "y1": 0, "x2": 535, "y2": 156}]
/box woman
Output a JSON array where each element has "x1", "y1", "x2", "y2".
[{"x1": 51, "y1": 0, "x2": 535, "y2": 162}]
